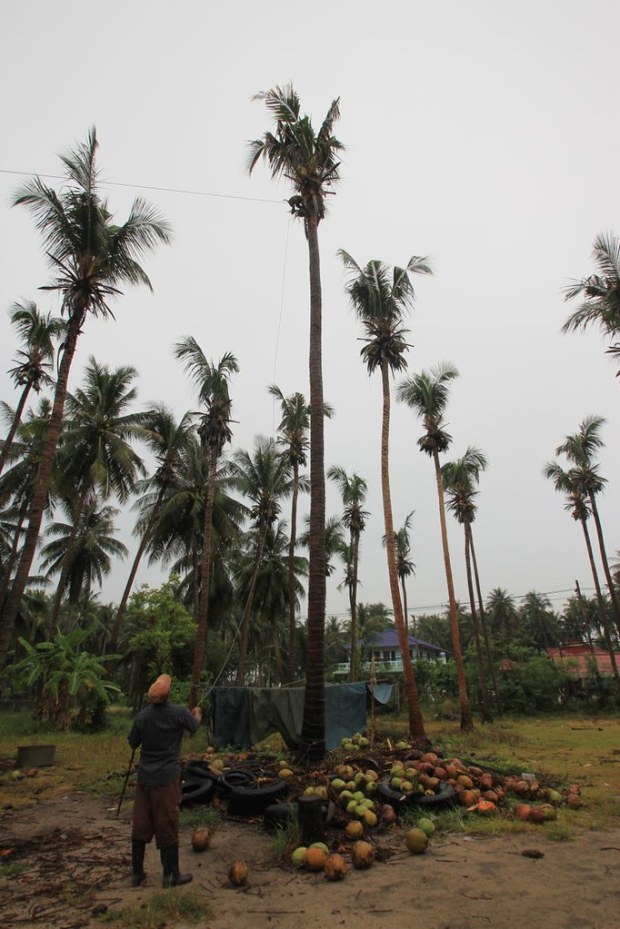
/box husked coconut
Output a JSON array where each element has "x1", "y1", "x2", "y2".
[
  {"x1": 351, "y1": 840, "x2": 375, "y2": 869},
  {"x1": 324, "y1": 853, "x2": 347, "y2": 881},
  {"x1": 228, "y1": 860, "x2": 248, "y2": 886}
]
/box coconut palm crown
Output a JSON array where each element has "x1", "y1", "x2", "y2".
[
  {"x1": 247, "y1": 83, "x2": 343, "y2": 224},
  {"x1": 563, "y1": 233, "x2": 620, "y2": 371}
]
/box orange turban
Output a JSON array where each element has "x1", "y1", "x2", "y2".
[{"x1": 148, "y1": 673, "x2": 171, "y2": 704}]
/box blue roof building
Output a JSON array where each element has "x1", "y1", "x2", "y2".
[{"x1": 334, "y1": 625, "x2": 447, "y2": 676}]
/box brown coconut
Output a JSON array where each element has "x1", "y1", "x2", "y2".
[
  {"x1": 528, "y1": 807, "x2": 547, "y2": 825},
  {"x1": 228, "y1": 860, "x2": 248, "y2": 886},
  {"x1": 324, "y1": 853, "x2": 347, "y2": 881},
  {"x1": 191, "y1": 827, "x2": 212, "y2": 852},
  {"x1": 514, "y1": 803, "x2": 531, "y2": 821},
  {"x1": 304, "y1": 846, "x2": 329, "y2": 871},
  {"x1": 351, "y1": 840, "x2": 375, "y2": 869}
]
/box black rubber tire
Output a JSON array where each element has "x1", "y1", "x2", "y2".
[
  {"x1": 180, "y1": 776, "x2": 217, "y2": 806},
  {"x1": 184, "y1": 761, "x2": 218, "y2": 780},
  {"x1": 219, "y1": 769, "x2": 257, "y2": 792},
  {"x1": 414, "y1": 781, "x2": 457, "y2": 809},
  {"x1": 262, "y1": 799, "x2": 335, "y2": 830},
  {"x1": 377, "y1": 778, "x2": 456, "y2": 810},
  {"x1": 227, "y1": 778, "x2": 289, "y2": 815},
  {"x1": 263, "y1": 802, "x2": 299, "y2": 830},
  {"x1": 347, "y1": 755, "x2": 381, "y2": 772}
]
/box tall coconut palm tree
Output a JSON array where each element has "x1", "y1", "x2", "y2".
[
  {"x1": 484, "y1": 588, "x2": 519, "y2": 645},
  {"x1": 0, "y1": 129, "x2": 171, "y2": 669},
  {"x1": 519, "y1": 591, "x2": 559, "y2": 651},
  {"x1": 383, "y1": 510, "x2": 415, "y2": 638},
  {"x1": 563, "y1": 233, "x2": 620, "y2": 375},
  {"x1": 40, "y1": 497, "x2": 127, "y2": 630},
  {"x1": 50, "y1": 358, "x2": 145, "y2": 626},
  {"x1": 109, "y1": 404, "x2": 194, "y2": 649},
  {"x1": 354, "y1": 602, "x2": 393, "y2": 651},
  {"x1": 236, "y1": 521, "x2": 307, "y2": 686},
  {"x1": 555, "y1": 416, "x2": 620, "y2": 636},
  {"x1": 442, "y1": 446, "x2": 493, "y2": 722},
  {"x1": 150, "y1": 441, "x2": 244, "y2": 630},
  {"x1": 268, "y1": 385, "x2": 313, "y2": 683},
  {"x1": 229, "y1": 437, "x2": 292, "y2": 684},
  {"x1": 398, "y1": 363, "x2": 473, "y2": 731},
  {"x1": 544, "y1": 460, "x2": 619, "y2": 691},
  {"x1": 0, "y1": 399, "x2": 57, "y2": 617},
  {"x1": 174, "y1": 340, "x2": 238, "y2": 707},
  {"x1": 299, "y1": 513, "x2": 345, "y2": 580},
  {"x1": 249, "y1": 85, "x2": 343, "y2": 758},
  {"x1": 328, "y1": 466, "x2": 368, "y2": 681},
  {"x1": 339, "y1": 250, "x2": 431, "y2": 740},
  {"x1": 0, "y1": 301, "x2": 64, "y2": 476}
]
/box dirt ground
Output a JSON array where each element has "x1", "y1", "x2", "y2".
[{"x1": 1, "y1": 791, "x2": 619, "y2": 929}]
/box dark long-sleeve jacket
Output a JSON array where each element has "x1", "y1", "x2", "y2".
[{"x1": 128, "y1": 701, "x2": 198, "y2": 787}]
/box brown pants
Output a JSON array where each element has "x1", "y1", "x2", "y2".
[{"x1": 131, "y1": 776, "x2": 181, "y2": 848}]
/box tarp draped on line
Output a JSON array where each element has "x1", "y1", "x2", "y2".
[
  {"x1": 211, "y1": 682, "x2": 379, "y2": 750},
  {"x1": 369, "y1": 682, "x2": 393, "y2": 705}
]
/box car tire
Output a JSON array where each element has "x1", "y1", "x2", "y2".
[
  {"x1": 180, "y1": 776, "x2": 217, "y2": 806},
  {"x1": 227, "y1": 778, "x2": 289, "y2": 815}
]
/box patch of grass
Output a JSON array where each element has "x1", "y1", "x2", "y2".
[
  {"x1": 544, "y1": 820, "x2": 575, "y2": 841},
  {"x1": 0, "y1": 861, "x2": 29, "y2": 877},
  {"x1": 179, "y1": 806, "x2": 221, "y2": 830},
  {"x1": 430, "y1": 804, "x2": 536, "y2": 838},
  {"x1": 103, "y1": 888, "x2": 210, "y2": 928},
  {"x1": 265, "y1": 819, "x2": 301, "y2": 861}
]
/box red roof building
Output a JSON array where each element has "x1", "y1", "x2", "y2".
[{"x1": 546, "y1": 643, "x2": 620, "y2": 677}]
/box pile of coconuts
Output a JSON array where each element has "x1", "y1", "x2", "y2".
[{"x1": 187, "y1": 736, "x2": 584, "y2": 882}]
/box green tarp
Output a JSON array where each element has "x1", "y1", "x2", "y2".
[{"x1": 211, "y1": 683, "x2": 373, "y2": 750}]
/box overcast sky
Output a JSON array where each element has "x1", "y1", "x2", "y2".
[{"x1": 1, "y1": 0, "x2": 619, "y2": 625}]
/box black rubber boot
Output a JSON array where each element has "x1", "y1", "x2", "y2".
[
  {"x1": 161, "y1": 845, "x2": 192, "y2": 888},
  {"x1": 131, "y1": 839, "x2": 146, "y2": 886}
]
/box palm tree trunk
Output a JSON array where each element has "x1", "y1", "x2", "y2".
[
  {"x1": 0, "y1": 310, "x2": 83, "y2": 670},
  {"x1": 380, "y1": 362, "x2": 426, "y2": 740},
  {"x1": 236, "y1": 529, "x2": 267, "y2": 685},
  {"x1": 464, "y1": 524, "x2": 492, "y2": 722},
  {"x1": 50, "y1": 488, "x2": 89, "y2": 629},
  {"x1": 0, "y1": 497, "x2": 28, "y2": 612},
  {"x1": 189, "y1": 446, "x2": 218, "y2": 708},
  {"x1": 0, "y1": 384, "x2": 31, "y2": 477},
  {"x1": 299, "y1": 211, "x2": 327, "y2": 761},
  {"x1": 469, "y1": 530, "x2": 502, "y2": 714},
  {"x1": 109, "y1": 490, "x2": 164, "y2": 650},
  {"x1": 588, "y1": 493, "x2": 620, "y2": 638},
  {"x1": 579, "y1": 517, "x2": 620, "y2": 692},
  {"x1": 286, "y1": 462, "x2": 299, "y2": 683},
  {"x1": 271, "y1": 618, "x2": 284, "y2": 686},
  {"x1": 349, "y1": 530, "x2": 360, "y2": 681},
  {"x1": 431, "y1": 448, "x2": 473, "y2": 731},
  {"x1": 400, "y1": 575, "x2": 409, "y2": 637}
]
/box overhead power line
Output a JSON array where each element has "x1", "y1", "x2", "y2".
[
  {"x1": 0, "y1": 167, "x2": 282, "y2": 205},
  {"x1": 318, "y1": 585, "x2": 594, "y2": 622}
]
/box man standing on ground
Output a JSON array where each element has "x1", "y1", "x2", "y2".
[{"x1": 128, "y1": 673, "x2": 202, "y2": 888}]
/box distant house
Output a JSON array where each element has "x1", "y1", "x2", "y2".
[
  {"x1": 546, "y1": 643, "x2": 620, "y2": 677},
  {"x1": 334, "y1": 626, "x2": 447, "y2": 676}
]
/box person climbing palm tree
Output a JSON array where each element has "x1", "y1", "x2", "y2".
[{"x1": 249, "y1": 85, "x2": 343, "y2": 758}]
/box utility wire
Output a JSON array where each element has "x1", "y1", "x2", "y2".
[
  {"x1": 314, "y1": 585, "x2": 596, "y2": 623},
  {"x1": 0, "y1": 167, "x2": 283, "y2": 205}
]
